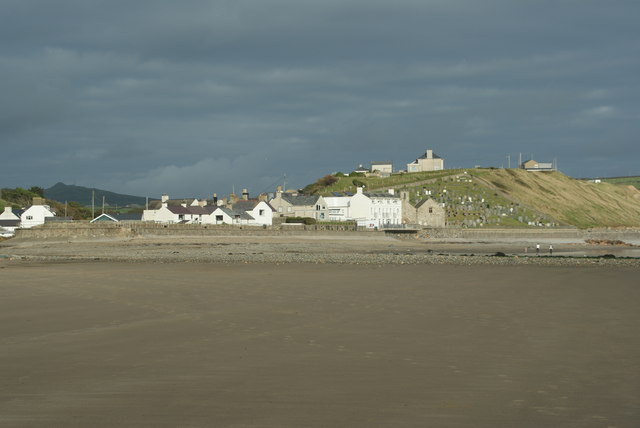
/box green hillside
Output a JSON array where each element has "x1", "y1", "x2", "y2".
[
  {"x1": 307, "y1": 169, "x2": 640, "y2": 228},
  {"x1": 44, "y1": 182, "x2": 151, "y2": 207}
]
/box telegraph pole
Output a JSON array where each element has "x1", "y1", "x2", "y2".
[{"x1": 507, "y1": 155, "x2": 511, "y2": 169}]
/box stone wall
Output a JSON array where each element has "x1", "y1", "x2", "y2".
[
  {"x1": 13, "y1": 221, "x2": 370, "y2": 239},
  {"x1": 12, "y1": 222, "x2": 640, "y2": 244}
]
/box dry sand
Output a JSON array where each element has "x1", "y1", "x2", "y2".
[{"x1": 0, "y1": 235, "x2": 639, "y2": 427}]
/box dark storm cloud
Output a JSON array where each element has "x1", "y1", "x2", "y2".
[{"x1": 1, "y1": 0, "x2": 639, "y2": 196}]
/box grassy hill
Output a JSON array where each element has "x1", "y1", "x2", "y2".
[
  {"x1": 44, "y1": 182, "x2": 151, "y2": 207},
  {"x1": 307, "y1": 169, "x2": 640, "y2": 228},
  {"x1": 473, "y1": 169, "x2": 640, "y2": 228}
]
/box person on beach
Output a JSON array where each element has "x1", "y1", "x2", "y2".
[
  {"x1": 536, "y1": 244, "x2": 540, "y2": 255},
  {"x1": 549, "y1": 244, "x2": 553, "y2": 255}
]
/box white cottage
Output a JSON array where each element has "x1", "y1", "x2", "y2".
[{"x1": 20, "y1": 198, "x2": 56, "y2": 228}]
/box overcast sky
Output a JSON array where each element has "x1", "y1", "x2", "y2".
[{"x1": 2, "y1": 0, "x2": 639, "y2": 198}]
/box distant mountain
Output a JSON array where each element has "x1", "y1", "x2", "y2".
[{"x1": 44, "y1": 182, "x2": 155, "y2": 207}]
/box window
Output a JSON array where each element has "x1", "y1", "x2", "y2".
[
  {"x1": 216, "y1": 215, "x2": 223, "y2": 221},
  {"x1": 287, "y1": 207, "x2": 292, "y2": 213},
  {"x1": 429, "y1": 207, "x2": 433, "y2": 213},
  {"x1": 259, "y1": 209, "x2": 265, "y2": 216},
  {"x1": 278, "y1": 206, "x2": 282, "y2": 213},
  {"x1": 26, "y1": 215, "x2": 33, "y2": 220}
]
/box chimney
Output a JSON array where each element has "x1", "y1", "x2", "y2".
[
  {"x1": 213, "y1": 193, "x2": 218, "y2": 204},
  {"x1": 229, "y1": 193, "x2": 238, "y2": 204},
  {"x1": 32, "y1": 197, "x2": 45, "y2": 206},
  {"x1": 426, "y1": 149, "x2": 433, "y2": 158},
  {"x1": 258, "y1": 193, "x2": 268, "y2": 202},
  {"x1": 242, "y1": 188, "x2": 249, "y2": 200},
  {"x1": 388, "y1": 188, "x2": 395, "y2": 195},
  {"x1": 356, "y1": 187, "x2": 363, "y2": 195},
  {"x1": 161, "y1": 194, "x2": 169, "y2": 203},
  {"x1": 276, "y1": 185, "x2": 282, "y2": 194},
  {"x1": 3, "y1": 207, "x2": 12, "y2": 214}
]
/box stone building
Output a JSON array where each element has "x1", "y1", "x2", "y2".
[{"x1": 400, "y1": 191, "x2": 446, "y2": 227}]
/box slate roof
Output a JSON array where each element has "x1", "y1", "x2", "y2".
[
  {"x1": 216, "y1": 206, "x2": 254, "y2": 220},
  {"x1": 416, "y1": 151, "x2": 442, "y2": 160},
  {"x1": 44, "y1": 216, "x2": 73, "y2": 222},
  {"x1": 0, "y1": 219, "x2": 20, "y2": 227},
  {"x1": 113, "y1": 213, "x2": 143, "y2": 221},
  {"x1": 415, "y1": 198, "x2": 439, "y2": 208},
  {"x1": 281, "y1": 194, "x2": 320, "y2": 206},
  {"x1": 232, "y1": 200, "x2": 275, "y2": 212}
]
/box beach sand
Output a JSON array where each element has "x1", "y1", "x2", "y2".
[{"x1": 1, "y1": 258, "x2": 639, "y2": 427}]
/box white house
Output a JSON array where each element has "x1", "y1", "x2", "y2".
[
  {"x1": 0, "y1": 207, "x2": 21, "y2": 236},
  {"x1": 230, "y1": 200, "x2": 274, "y2": 226},
  {"x1": 350, "y1": 187, "x2": 402, "y2": 228},
  {"x1": 201, "y1": 206, "x2": 252, "y2": 225},
  {"x1": 20, "y1": 198, "x2": 56, "y2": 228},
  {"x1": 407, "y1": 149, "x2": 444, "y2": 172},
  {"x1": 324, "y1": 196, "x2": 351, "y2": 221},
  {"x1": 0, "y1": 206, "x2": 21, "y2": 221},
  {"x1": 322, "y1": 188, "x2": 402, "y2": 228}
]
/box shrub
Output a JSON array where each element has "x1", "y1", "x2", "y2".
[{"x1": 285, "y1": 217, "x2": 317, "y2": 225}]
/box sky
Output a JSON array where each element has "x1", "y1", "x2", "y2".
[{"x1": 2, "y1": 0, "x2": 639, "y2": 199}]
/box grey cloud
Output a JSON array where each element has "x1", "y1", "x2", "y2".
[{"x1": 1, "y1": 0, "x2": 639, "y2": 195}]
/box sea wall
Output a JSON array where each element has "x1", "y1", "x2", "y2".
[
  {"x1": 12, "y1": 222, "x2": 370, "y2": 239},
  {"x1": 12, "y1": 222, "x2": 640, "y2": 243}
]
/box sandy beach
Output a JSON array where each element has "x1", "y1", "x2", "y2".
[{"x1": 1, "y1": 234, "x2": 639, "y2": 427}]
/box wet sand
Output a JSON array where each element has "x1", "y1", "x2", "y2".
[{"x1": 1, "y1": 260, "x2": 638, "y2": 427}]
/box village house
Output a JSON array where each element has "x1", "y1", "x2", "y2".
[
  {"x1": 269, "y1": 187, "x2": 328, "y2": 220},
  {"x1": 400, "y1": 191, "x2": 446, "y2": 227},
  {"x1": 230, "y1": 199, "x2": 274, "y2": 226},
  {"x1": 324, "y1": 195, "x2": 351, "y2": 222},
  {"x1": 142, "y1": 191, "x2": 271, "y2": 226},
  {"x1": 407, "y1": 149, "x2": 444, "y2": 172},
  {"x1": 0, "y1": 207, "x2": 21, "y2": 236},
  {"x1": 350, "y1": 187, "x2": 402, "y2": 228},
  {"x1": 20, "y1": 197, "x2": 56, "y2": 229},
  {"x1": 324, "y1": 187, "x2": 401, "y2": 228}
]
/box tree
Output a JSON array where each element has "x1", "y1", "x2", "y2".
[{"x1": 28, "y1": 186, "x2": 44, "y2": 197}]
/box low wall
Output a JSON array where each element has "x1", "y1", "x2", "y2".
[
  {"x1": 12, "y1": 222, "x2": 640, "y2": 244},
  {"x1": 12, "y1": 222, "x2": 372, "y2": 240}
]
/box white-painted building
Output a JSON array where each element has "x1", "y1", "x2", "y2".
[
  {"x1": 350, "y1": 187, "x2": 402, "y2": 228},
  {"x1": 230, "y1": 200, "x2": 274, "y2": 226},
  {"x1": 407, "y1": 149, "x2": 444, "y2": 172},
  {"x1": 323, "y1": 187, "x2": 402, "y2": 228},
  {"x1": 0, "y1": 206, "x2": 20, "y2": 221},
  {"x1": 324, "y1": 196, "x2": 351, "y2": 222},
  {"x1": 20, "y1": 199, "x2": 56, "y2": 229},
  {"x1": 0, "y1": 207, "x2": 21, "y2": 236}
]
